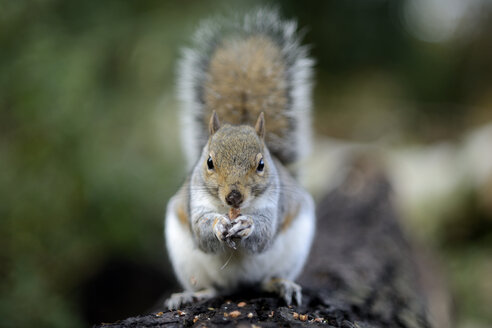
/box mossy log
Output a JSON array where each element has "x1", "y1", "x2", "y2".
[{"x1": 95, "y1": 162, "x2": 432, "y2": 328}]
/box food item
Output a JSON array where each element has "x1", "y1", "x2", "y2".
[
  {"x1": 229, "y1": 207, "x2": 241, "y2": 220},
  {"x1": 229, "y1": 310, "x2": 241, "y2": 318}
]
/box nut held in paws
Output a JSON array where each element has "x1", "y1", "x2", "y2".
[{"x1": 228, "y1": 207, "x2": 241, "y2": 220}]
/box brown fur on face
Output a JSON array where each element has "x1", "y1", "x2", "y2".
[
  {"x1": 204, "y1": 124, "x2": 269, "y2": 207},
  {"x1": 203, "y1": 36, "x2": 289, "y2": 144}
]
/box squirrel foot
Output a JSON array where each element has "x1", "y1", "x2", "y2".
[
  {"x1": 262, "y1": 278, "x2": 302, "y2": 306},
  {"x1": 165, "y1": 288, "x2": 216, "y2": 310}
]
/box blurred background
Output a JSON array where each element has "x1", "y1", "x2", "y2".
[{"x1": 1, "y1": 0, "x2": 491, "y2": 327}]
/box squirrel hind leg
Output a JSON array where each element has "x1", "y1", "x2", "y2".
[
  {"x1": 165, "y1": 288, "x2": 217, "y2": 310},
  {"x1": 261, "y1": 278, "x2": 302, "y2": 306}
]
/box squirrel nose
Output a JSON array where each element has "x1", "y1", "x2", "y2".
[{"x1": 225, "y1": 190, "x2": 243, "y2": 208}]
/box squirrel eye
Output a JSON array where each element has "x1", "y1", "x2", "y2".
[
  {"x1": 207, "y1": 156, "x2": 214, "y2": 170},
  {"x1": 257, "y1": 158, "x2": 264, "y2": 172}
]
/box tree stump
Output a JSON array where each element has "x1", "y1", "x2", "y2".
[{"x1": 95, "y1": 160, "x2": 433, "y2": 328}]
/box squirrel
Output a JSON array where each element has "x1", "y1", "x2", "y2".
[{"x1": 164, "y1": 8, "x2": 315, "y2": 309}]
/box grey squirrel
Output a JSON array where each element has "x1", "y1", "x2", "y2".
[{"x1": 164, "y1": 8, "x2": 315, "y2": 309}]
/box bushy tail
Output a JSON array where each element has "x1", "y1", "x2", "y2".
[{"x1": 177, "y1": 8, "x2": 314, "y2": 171}]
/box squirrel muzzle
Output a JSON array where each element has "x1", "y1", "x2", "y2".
[{"x1": 225, "y1": 189, "x2": 243, "y2": 208}]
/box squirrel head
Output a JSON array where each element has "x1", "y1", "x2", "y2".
[{"x1": 202, "y1": 111, "x2": 269, "y2": 209}]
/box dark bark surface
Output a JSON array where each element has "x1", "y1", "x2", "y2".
[{"x1": 95, "y1": 161, "x2": 432, "y2": 328}]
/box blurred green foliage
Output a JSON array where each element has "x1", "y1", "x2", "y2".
[
  {"x1": 0, "y1": 0, "x2": 220, "y2": 326},
  {"x1": 1, "y1": 0, "x2": 491, "y2": 327}
]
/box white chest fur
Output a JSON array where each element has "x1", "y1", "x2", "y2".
[{"x1": 165, "y1": 193, "x2": 315, "y2": 292}]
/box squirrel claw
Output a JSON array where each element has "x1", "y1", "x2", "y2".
[
  {"x1": 225, "y1": 238, "x2": 237, "y2": 249},
  {"x1": 165, "y1": 291, "x2": 194, "y2": 310},
  {"x1": 165, "y1": 289, "x2": 216, "y2": 310},
  {"x1": 262, "y1": 278, "x2": 303, "y2": 306}
]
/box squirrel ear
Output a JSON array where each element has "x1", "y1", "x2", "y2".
[
  {"x1": 209, "y1": 111, "x2": 220, "y2": 135},
  {"x1": 255, "y1": 112, "x2": 265, "y2": 139}
]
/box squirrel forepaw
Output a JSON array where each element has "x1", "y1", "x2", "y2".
[
  {"x1": 225, "y1": 215, "x2": 254, "y2": 239},
  {"x1": 213, "y1": 215, "x2": 231, "y2": 242},
  {"x1": 213, "y1": 214, "x2": 254, "y2": 249}
]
